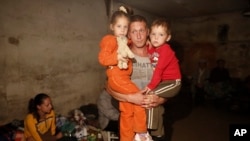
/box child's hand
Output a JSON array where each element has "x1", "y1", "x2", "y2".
[{"x1": 144, "y1": 87, "x2": 151, "y2": 95}]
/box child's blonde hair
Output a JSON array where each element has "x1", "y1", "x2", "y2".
[{"x1": 110, "y1": 6, "x2": 133, "y2": 24}]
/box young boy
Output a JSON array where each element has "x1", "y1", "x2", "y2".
[{"x1": 146, "y1": 18, "x2": 182, "y2": 132}]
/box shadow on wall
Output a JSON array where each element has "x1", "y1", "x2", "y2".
[{"x1": 168, "y1": 40, "x2": 185, "y2": 64}]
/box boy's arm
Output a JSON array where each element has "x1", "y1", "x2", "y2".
[{"x1": 147, "y1": 45, "x2": 174, "y2": 89}]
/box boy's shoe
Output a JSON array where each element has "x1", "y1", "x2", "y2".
[{"x1": 134, "y1": 132, "x2": 153, "y2": 141}]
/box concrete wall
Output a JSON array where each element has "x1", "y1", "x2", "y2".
[
  {"x1": 0, "y1": 0, "x2": 157, "y2": 125},
  {"x1": 171, "y1": 12, "x2": 250, "y2": 79},
  {"x1": 111, "y1": 1, "x2": 157, "y2": 25},
  {"x1": 0, "y1": 0, "x2": 108, "y2": 124}
]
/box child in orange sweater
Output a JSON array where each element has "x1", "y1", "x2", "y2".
[{"x1": 98, "y1": 6, "x2": 151, "y2": 141}]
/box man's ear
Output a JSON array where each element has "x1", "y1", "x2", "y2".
[
  {"x1": 146, "y1": 28, "x2": 150, "y2": 36},
  {"x1": 166, "y1": 35, "x2": 171, "y2": 42},
  {"x1": 127, "y1": 34, "x2": 131, "y2": 39}
]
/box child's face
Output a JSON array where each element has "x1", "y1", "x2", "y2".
[
  {"x1": 110, "y1": 16, "x2": 129, "y2": 37},
  {"x1": 150, "y1": 25, "x2": 171, "y2": 47}
]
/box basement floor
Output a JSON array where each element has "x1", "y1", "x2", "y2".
[{"x1": 164, "y1": 98, "x2": 250, "y2": 141}]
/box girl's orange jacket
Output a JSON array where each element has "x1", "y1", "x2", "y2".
[{"x1": 98, "y1": 35, "x2": 133, "y2": 79}]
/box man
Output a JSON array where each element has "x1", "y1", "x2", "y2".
[{"x1": 107, "y1": 15, "x2": 167, "y2": 141}]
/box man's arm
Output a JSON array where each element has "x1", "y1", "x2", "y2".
[
  {"x1": 106, "y1": 85, "x2": 167, "y2": 108},
  {"x1": 106, "y1": 85, "x2": 146, "y2": 105}
]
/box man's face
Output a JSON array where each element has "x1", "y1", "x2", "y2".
[{"x1": 128, "y1": 21, "x2": 149, "y2": 48}]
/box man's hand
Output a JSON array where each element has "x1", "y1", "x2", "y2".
[
  {"x1": 127, "y1": 89, "x2": 147, "y2": 105},
  {"x1": 106, "y1": 84, "x2": 147, "y2": 105},
  {"x1": 106, "y1": 84, "x2": 167, "y2": 108},
  {"x1": 142, "y1": 93, "x2": 167, "y2": 109}
]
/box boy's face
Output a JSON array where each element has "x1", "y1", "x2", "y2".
[
  {"x1": 110, "y1": 16, "x2": 129, "y2": 37},
  {"x1": 150, "y1": 25, "x2": 171, "y2": 47},
  {"x1": 128, "y1": 21, "x2": 149, "y2": 48}
]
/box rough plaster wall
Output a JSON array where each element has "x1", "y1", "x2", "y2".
[
  {"x1": 112, "y1": 1, "x2": 157, "y2": 24},
  {"x1": 171, "y1": 12, "x2": 250, "y2": 79},
  {"x1": 0, "y1": 0, "x2": 107, "y2": 124}
]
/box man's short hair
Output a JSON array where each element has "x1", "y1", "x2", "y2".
[{"x1": 130, "y1": 15, "x2": 148, "y2": 27}]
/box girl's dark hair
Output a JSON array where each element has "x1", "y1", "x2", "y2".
[
  {"x1": 110, "y1": 6, "x2": 133, "y2": 24},
  {"x1": 28, "y1": 93, "x2": 50, "y2": 120}
]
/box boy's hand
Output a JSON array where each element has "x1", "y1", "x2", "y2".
[
  {"x1": 146, "y1": 39, "x2": 152, "y2": 49},
  {"x1": 144, "y1": 87, "x2": 152, "y2": 95}
]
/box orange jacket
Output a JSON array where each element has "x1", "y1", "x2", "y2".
[{"x1": 99, "y1": 35, "x2": 132, "y2": 77}]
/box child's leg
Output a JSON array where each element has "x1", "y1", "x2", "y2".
[
  {"x1": 148, "y1": 105, "x2": 165, "y2": 136},
  {"x1": 154, "y1": 79, "x2": 181, "y2": 98},
  {"x1": 147, "y1": 106, "x2": 159, "y2": 130},
  {"x1": 109, "y1": 76, "x2": 147, "y2": 140},
  {"x1": 120, "y1": 102, "x2": 135, "y2": 141},
  {"x1": 133, "y1": 104, "x2": 147, "y2": 133}
]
